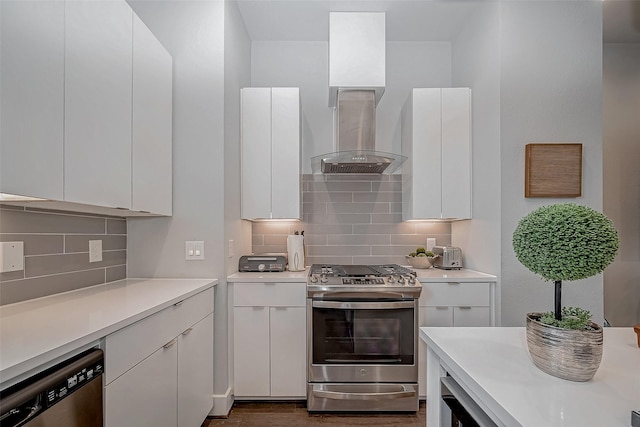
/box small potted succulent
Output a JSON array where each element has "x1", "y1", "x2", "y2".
[{"x1": 512, "y1": 203, "x2": 619, "y2": 381}]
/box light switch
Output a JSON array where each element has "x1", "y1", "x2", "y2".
[
  {"x1": 228, "y1": 240, "x2": 234, "y2": 258},
  {"x1": 185, "y1": 241, "x2": 204, "y2": 260},
  {"x1": 0, "y1": 241, "x2": 24, "y2": 273}
]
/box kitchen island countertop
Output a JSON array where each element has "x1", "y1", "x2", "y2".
[
  {"x1": 0, "y1": 278, "x2": 217, "y2": 388},
  {"x1": 421, "y1": 326, "x2": 640, "y2": 426}
]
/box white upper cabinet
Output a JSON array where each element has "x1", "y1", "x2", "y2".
[
  {"x1": 241, "y1": 87, "x2": 301, "y2": 220},
  {"x1": 0, "y1": 1, "x2": 65, "y2": 200},
  {"x1": 64, "y1": 0, "x2": 133, "y2": 209},
  {"x1": 132, "y1": 14, "x2": 173, "y2": 215},
  {"x1": 1, "y1": 0, "x2": 172, "y2": 217},
  {"x1": 402, "y1": 88, "x2": 472, "y2": 220}
]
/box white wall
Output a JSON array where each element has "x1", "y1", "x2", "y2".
[
  {"x1": 450, "y1": 2, "x2": 501, "y2": 320},
  {"x1": 499, "y1": 1, "x2": 604, "y2": 326},
  {"x1": 125, "y1": 0, "x2": 230, "y2": 415},
  {"x1": 223, "y1": 0, "x2": 252, "y2": 414},
  {"x1": 603, "y1": 43, "x2": 640, "y2": 326},
  {"x1": 250, "y1": 40, "x2": 452, "y2": 174}
]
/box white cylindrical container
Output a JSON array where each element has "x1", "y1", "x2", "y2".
[{"x1": 287, "y1": 235, "x2": 305, "y2": 271}]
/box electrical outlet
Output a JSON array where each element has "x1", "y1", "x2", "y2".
[
  {"x1": 228, "y1": 240, "x2": 234, "y2": 258},
  {"x1": 185, "y1": 241, "x2": 205, "y2": 260},
  {"x1": 89, "y1": 240, "x2": 103, "y2": 263},
  {"x1": 426, "y1": 238, "x2": 436, "y2": 251}
]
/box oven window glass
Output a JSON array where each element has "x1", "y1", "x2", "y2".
[{"x1": 312, "y1": 306, "x2": 414, "y2": 364}]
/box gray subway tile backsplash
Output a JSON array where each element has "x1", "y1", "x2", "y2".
[
  {"x1": 252, "y1": 174, "x2": 451, "y2": 265},
  {"x1": 0, "y1": 207, "x2": 127, "y2": 305},
  {"x1": 0, "y1": 208, "x2": 106, "y2": 234}
]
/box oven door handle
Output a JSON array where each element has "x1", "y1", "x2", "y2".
[
  {"x1": 312, "y1": 385, "x2": 416, "y2": 401},
  {"x1": 312, "y1": 300, "x2": 415, "y2": 310}
]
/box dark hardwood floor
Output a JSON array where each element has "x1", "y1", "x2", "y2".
[{"x1": 204, "y1": 401, "x2": 427, "y2": 427}]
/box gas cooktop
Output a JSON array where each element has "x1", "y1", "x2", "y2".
[{"x1": 307, "y1": 264, "x2": 421, "y2": 298}]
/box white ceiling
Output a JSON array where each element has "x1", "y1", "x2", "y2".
[
  {"x1": 236, "y1": 0, "x2": 640, "y2": 44},
  {"x1": 236, "y1": 0, "x2": 487, "y2": 42}
]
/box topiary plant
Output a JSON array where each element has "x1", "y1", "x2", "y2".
[{"x1": 512, "y1": 203, "x2": 619, "y2": 326}]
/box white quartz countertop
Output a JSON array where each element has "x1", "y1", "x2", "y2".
[
  {"x1": 0, "y1": 278, "x2": 217, "y2": 387},
  {"x1": 227, "y1": 269, "x2": 309, "y2": 282},
  {"x1": 420, "y1": 326, "x2": 640, "y2": 426},
  {"x1": 412, "y1": 268, "x2": 497, "y2": 281},
  {"x1": 227, "y1": 267, "x2": 495, "y2": 283}
]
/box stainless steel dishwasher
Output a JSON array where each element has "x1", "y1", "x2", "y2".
[{"x1": 0, "y1": 348, "x2": 103, "y2": 426}]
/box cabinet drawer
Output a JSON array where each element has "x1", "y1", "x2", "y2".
[
  {"x1": 453, "y1": 306, "x2": 491, "y2": 327},
  {"x1": 421, "y1": 306, "x2": 454, "y2": 327},
  {"x1": 234, "y1": 282, "x2": 306, "y2": 307},
  {"x1": 105, "y1": 287, "x2": 213, "y2": 384},
  {"x1": 419, "y1": 281, "x2": 490, "y2": 307}
]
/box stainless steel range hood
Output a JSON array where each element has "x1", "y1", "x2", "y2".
[
  {"x1": 311, "y1": 12, "x2": 407, "y2": 175},
  {"x1": 311, "y1": 90, "x2": 406, "y2": 174}
]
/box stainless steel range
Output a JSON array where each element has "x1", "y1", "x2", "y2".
[{"x1": 306, "y1": 264, "x2": 421, "y2": 412}]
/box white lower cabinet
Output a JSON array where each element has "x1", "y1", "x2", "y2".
[
  {"x1": 418, "y1": 281, "x2": 494, "y2": 397},
  {"x1": 269, "y1": 307, "x2": 307, "y2": 397},
  {"x1": 178, "y1": 313, "x2": 214, "y2": 427},
  {"x1": 233, "y1": 306, "x2": 270, "y2": 396},
  {"x1": 105, "y1": 342, "x2": 177, "y2": 427},
  {"x1": 233, "y1": 283, "x2": 306, "y2": 398},
  {"x1": 104, "y1": 288, "x2": 214, "y2": 427}
]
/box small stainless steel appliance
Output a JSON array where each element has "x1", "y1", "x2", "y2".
[
  {"x1": 238, "y1": 255, "x2": 286, "y2": 272},
  {"x1": 307, "y1": 264, "x2": 421, "y2": 412},
  {"x1": 432, "y1": 246, "x2": 463, "y2": 270}
]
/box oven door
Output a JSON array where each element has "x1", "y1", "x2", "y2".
[{"x1": 308, "y1": 298, "x2": 418, "y2": 383}]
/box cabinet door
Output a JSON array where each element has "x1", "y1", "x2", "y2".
[
  {"x1": 64, "y1": 0, "x2": 132, "y2": 209},
  {"x1": 234, "y1": 306, "x2": 270, "y2": 396},
  {"x1": 0, "y1": 1, "x2": 64, "y2": 200},
  {"x1": 410, "y1": 88, "x2": 442, "y2": 219},
  {"x1": 178, "y1": 313, "x2": 214, "y2": 427},
  {"x1": 241, "y1": 88, "x2": 272, "y2": 219},
  {"x1": 270, "y1": 307, "x2": 306, "y2": 397},
  {"x1": 271, "y1": 88, "x2": 301, "y2": 219},
  {"x1": 453, "y1": 306, "x2": 491, "y2": 327},
  {"x1": 105, "y1": 342, "x2": 177, "y2": 427},
  {"x1": 131, "y1": 14, "x2": 172, "y2": 215},
  {"x1": 441, "y1": 88, "x2": 471, "y2": 219}
]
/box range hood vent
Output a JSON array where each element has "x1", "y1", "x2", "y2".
[
  {"x1": 311, "y1": 90, "x2": 406, "y2": 174},
  {"x1": 312, "y1": 12, "x2": 406, "y2": 175}
]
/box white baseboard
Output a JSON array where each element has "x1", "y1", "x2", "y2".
[{"x1": 209, "y1": 387, "x2": 234, "y2": 416}]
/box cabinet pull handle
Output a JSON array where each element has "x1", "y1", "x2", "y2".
[
  {"x1": 459, "y1": 306, "x2": 472, "y2": 310},
  {"x1": 436, "y1": 306, "x2": 448, "y2": 310},
  {"x1": 174, "y1": 300, "x2": 185, "y2": 306},
  {"x1": 446, "y1": 282, "x2": 460, "y2": 286},
  {"x1": 182, "y1": 327, "x2": 193, "y2": 336},
  {"x1": 163, "y1": 338, "x2": 177, "y2": 349}
]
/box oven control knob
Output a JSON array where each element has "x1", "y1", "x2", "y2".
[
  {"x1": 360, "y1": 369, "x2": 367, "y2": 377},
  {"x1": 387, "y1": 276, "x2": 396, "y2": 283},
  {"x1": 320, "y1": 274, "x2": 328, "y2": 283},
  {"x1": 310, "y1": 274, "x2": 318, "y2": 283},
  {"x1": 408, "y1": 276, "x2": 416, "y2": 284},
  {"x1": 258, "y1": 263, "x2": 265, "y2": 272}
]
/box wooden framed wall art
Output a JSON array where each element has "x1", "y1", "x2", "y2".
[{"x1": 525, "y1": 143, "x2": 582, "y2": 198}]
